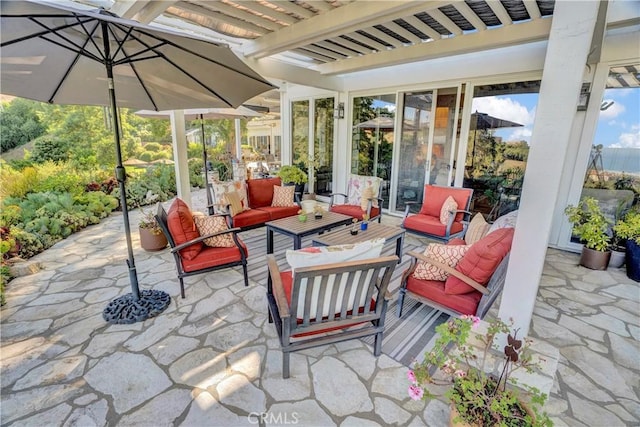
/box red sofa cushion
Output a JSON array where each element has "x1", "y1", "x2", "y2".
[
  {"x1": 406, "y1": 275, "x2": 481, "y2": 315},
  {"x1": 445, "y1": 227, "x2": 514, "y2": 295},
  {"x1": 167, "y1": 198, "x2": 202, "y2": 261},
  {"x1": 181, "y1": 242, "x2": 248, "y2": 273},
  {"x1": 230, "y1": 209, "x2": 271, "y2": 229},
  {"x1": 257, "y1": 205, "x2": 300, "y2": 221},
  {"x1": 279, "y1": 271, "x2": 374, "y2": 337},
  {"x1": 419, "y1": 185, "x2": 471, "y2": 222},
  {"x1": 403, "y1": 213, "x2": 464, "y2": 237},
  {"x1": 330, "y1": 204, "x2": 381, "y2": 220},
  {"x1": 246, "y1": 177, "x2": 282, "y2": 208}
]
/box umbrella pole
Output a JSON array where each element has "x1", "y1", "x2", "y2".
[
  {"x1": 201, "y1": 114, "x2": 214, "y2": 214},
  {"x1": 101, "y1": 23, "x2": 170, "y2": 324}
]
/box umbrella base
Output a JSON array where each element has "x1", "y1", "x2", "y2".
[{"x1": 103, "y1": 290, "x2": 171, "y2": 324}]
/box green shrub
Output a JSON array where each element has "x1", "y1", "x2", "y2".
[
  {"x1": 189, "y1": 159, "x2": 205, "y2": 188},
  {"x1": 139, "y1": 151, "x2": 153, "y2": 162},
  {"x1": 31, "y1": 135, "x2": 70, "y2": 163},
  {"x1": 0, "y1": 166, "x2": 38, "y2": 198},
  {"x1": 143, "y1": 142, "x2": 163, "y2": 152}
]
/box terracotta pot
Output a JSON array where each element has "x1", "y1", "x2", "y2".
[
  {"x1": 139, "y1": 227, "x2": 167, "y2": 251},
  {"x1": 579, "y1": 246, "x2": 611, "y2": 270}
]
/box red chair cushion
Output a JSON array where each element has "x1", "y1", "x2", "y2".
[
  {"x1": 279, "y1": 271, "x2": 374, "y2": 337},
  {"x1": 445, "y1": 227, "x2": 514, "y2": 295},
  {"x1": 419, "y1": 185, "x2": 471, "y2": 222},
  {"x1": 257, "y1": 205, "x2": 300, "y2": 220},
  {"x1": 403, "y1": 214, "x2": 464, "y2": 237},
  {"x1": 330, "y1": 204, "x2": 381, "y2": 220},
  {"x1": 230, "y1": 209, "x2": 271, "y2": 228},
  {"x1": 406, "y1": 275, "x2": 481, "y2": 315},
  {"x1": 181, "y1": 241, "x2": 248, "y2": 273},
  {"x1": 246, "y1": 177, "x2": 282, "y2": 208},
  {"x1": 167, "y1": 198, "x2": 202, "y2": 261}
]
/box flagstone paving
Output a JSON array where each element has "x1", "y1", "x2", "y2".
[{"x1": 1, "y1": 189, "x2": 638, "y2": 426}]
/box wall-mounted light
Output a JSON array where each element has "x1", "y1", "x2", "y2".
[
  {"x1": 577, "y1": 82, "x2": 591, "y2": 111},
  {"x1": 334, "y1": 102, "x2": 345, "y2": 119}
]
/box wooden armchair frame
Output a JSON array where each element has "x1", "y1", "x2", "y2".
[
  {"x1": 397, "y1": 250, "x2": 509, "y2": 319},
  {"x1": 155, "y1": 203, "x2": 249, "y2": 298},
  {"x1": 266, "y1": 254, "x2": 397, "y2": 378}
]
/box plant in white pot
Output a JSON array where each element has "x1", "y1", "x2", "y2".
[{"x1": 565, "y1": 197, "x2": 612, "y2": 270}]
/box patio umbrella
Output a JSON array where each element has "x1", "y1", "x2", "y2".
[
  {"x1": 469, "y1": 111, "x2": 523, "y2": 168},
  {"x1": 136, "y1": 106, "x2": 263, "y2": 213},
  {"x1": 0, "y1": 0, "x2": 275, "y2": 324},
  {"x1": 123, "y1": 158, "x2": 150, "y2": 167}
]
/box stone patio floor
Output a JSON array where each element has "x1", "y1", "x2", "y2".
[{"x1": 1, "y1": 189, "x2": 638, "y2": 426}]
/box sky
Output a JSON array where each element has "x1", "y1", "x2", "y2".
[{"x1": 473, "y1": 87, "x2": 640, "y2": 149}]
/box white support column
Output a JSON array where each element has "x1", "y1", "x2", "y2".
[
  {"x1": 170, "y1": 110, "x2": 192, "y2": 207},
  {"x1": 234, "y1": 118, "x2": 242, "y2": 160},
  {"x1": 498, "y1": 1, "x2": 600, "y2": 336}
]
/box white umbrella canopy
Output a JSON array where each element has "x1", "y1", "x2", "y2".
[
  {"x1": 0, "y1": 0, "x2": 275, "y2": 324},
  {"x1": 135, "y1": 106, "x2": 263, "y2": 120}
]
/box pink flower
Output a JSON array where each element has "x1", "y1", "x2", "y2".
[
  {"x1": 471, "y1": 316, "x2": 481, "y2": 328},
  {"x1": 407, "y1": 370, "x2": 417, "y2": 384},
  {"x1": 408, "y1": 385, "x2": 424, "y2": 400},
  {"x1": 454, "y1": 370, "x2": 467, "y2": 378}
]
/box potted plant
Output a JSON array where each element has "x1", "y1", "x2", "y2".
[
  {"x1": 277, "y1": 165, "x2": 308, "y2": 197},
  {"x1": 138, "y1": 210, "x2": 168, "y2": 251},
  {"x1": 408, "y1": 316, "x2": 551, "y2": 427},
  {"x1": 613, "y1": 208, "x2": 640, "y2": 281},
  {"x1": 564, "y1": 197, "x2": 612, "y2": 270}
]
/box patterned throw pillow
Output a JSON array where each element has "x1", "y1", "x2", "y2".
[
  {"x1": 211, "y1": 181, "x2": 248, "y2": 212},
  {"x1": 271, "y1": 185, "x2": 296, "y2": 207},
  {"x1": 413, "y1": 243, "x2": 470, "y2": 281},
  {"x1": 360, "y1": 186, "x2": 375, "y2": 211},
  {"x1": 439, "y1": 195, "x2": 459, "y2": 225},
  {"x1": 225, "y1": 191, "x2": 243, "y2": 217},
  {"x1": 286, "y1": 238, "x2": 385, "y2": 271},
  {"x1": 488, "y1": 210, "x2": 519, "y2": 234},
  {"x1": 193, "y1": 215, "x2": 235, "y2": 247},
  {"x1": 465, "y1": 213, "x2": 490, "y2": 245},
  {"x1": 347, "y1": 175, "x2": 382, "y2": 207}
]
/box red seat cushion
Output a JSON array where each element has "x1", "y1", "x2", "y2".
[
  {"x1": 257, "y1": 205, "x2": 300, "y2": 220},
  {"x1": 246, "y1": 177, "x2": 282, "y2": 208},
  {"x1": 445, "y1": 227, "x2": 514, "y2": 295},
  {"x1": 403, "y1": 213, "x2": 464, "y2": 237},
  {"x1": 230, "y1": 209, "x2": 271, "y2": 228},
  {"x1": 419, "y1": 185, "x2": 472, "y2": 222},
  {"x1": 330, "y1": 204, "x2": 381, "y2": 220},
  {"x1": 406, "y1": 275, "x2": 481, "y2": 315},
  {"x1": 167, "y1": 198, "x2": 202, "y2": 260},
  {"x1": 181, "y1": 241, "x2": 248, "y2": 273},
  {"x1": 279, "y1": 271, "x2": 374, "y2": 337}
]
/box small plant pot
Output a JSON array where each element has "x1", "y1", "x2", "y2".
[
  {"x1": 298, "y1": 214, "x2": 307, "y2": 223},
  {"x1": 360, "y1": 222, "x2": 368, "y2": 231},
  {"x1": 608, "y1": 248, "x2": 625, "y2": 269},
  {"x1": 139, "y1": 227, "x2": 167, "y2": 251},
  {"x1": 350, "y1": 228, "x2": 359, "y2": 236},
  {"x1": 314, "y1": 213, "x2": 323, "y2": 219},
  {"x1": 579, "y1": 246, "x2": 611, "y2": 270}
]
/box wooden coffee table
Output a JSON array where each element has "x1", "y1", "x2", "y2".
[
  {"x1": 266, "y1": 211, "x2": 354, "y2": 253},
  {"x1": 312, "y1": 221, "x2": 406, "y2": 262}
]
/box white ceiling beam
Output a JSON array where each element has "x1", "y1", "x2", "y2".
[
  {"x1": 329, "y1": 37, "x2": 373, "y2": 55},
  {"x1": 291, "y1": 48, "x2": 334, "y2": 62},
  {"x1": 361, "y1": 27, "x2": 405, "y2": 48},
  {"x1": 523, "y1": 0, "x2": 542, "y2": 20},
  {"x1": 187, "y1": 1, "x2": 282, "y2": 32},
  {"x1": 242, "y1": 1, "x2": 443, "y2": 58},
  {"x1": 302, "y1": 44, "x2": 347, "y2": 60},
  {"x1": 174, "y1": 2, "x2": 269, "y2": 36},
  {"x1": 309, "y1": 1, "x2": 333, "y2": 13},
  {"x1": 242, "y1": 56, "x2": 344, "y2": 91},
  {"x1": 454, "y1": 2, "x2": 487, "y2": 32},
  {"x1": 315, "y1": 41, "x2": 359, "y2": 57},
  {"x1": 384, "y1": 21, "x2": 424, "y2": 44},
  {"x1": 346, "y1": 31, "x2": 390, "y2": 51},
  {"x1": 241, "y1": 2, "x2": 299, "y2": 26},
  {"x1": 267, "y1": 1, "x2": 316, "y2": 19},
  {"x1": 402, "y1": 15, "x2": 441, "y2": 40},
  {"x1": 110, "y1": 0, "x2": 149, "y2": 19},
  {"x1": 427, "y1": 8, "x2": 462, "y2": 36},
  {"x1": 135, "y1": 1, "x2": 178, "y2": 24},
  {"x1": 486, "y1": 1, "x2": 513, "y2": 26},
  {"x1": 316, "y1": 17, "x2": 552, "y2": 75}
]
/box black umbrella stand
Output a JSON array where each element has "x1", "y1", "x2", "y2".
[{"x1": 101, "y1": 24, "x2": 170, "y2": 324}]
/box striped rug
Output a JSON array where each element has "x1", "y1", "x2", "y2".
[{"x1": 239, "y1": 225, "x2": 449, "y2": 367}]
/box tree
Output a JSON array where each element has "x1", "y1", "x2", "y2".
[
  {"x1": 31, "y1": 135, "x2": 69, "y2": 163},
  {"x1": 0, "y1": 98, "x2": 46, "y2": 152}
]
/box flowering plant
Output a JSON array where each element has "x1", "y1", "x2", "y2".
[
  {"x1": 408, "y1": 316, "x2": 551, "y2": 427},
  {"x1": 138, "y1": 210, "x2": 163, "y2": 236}
]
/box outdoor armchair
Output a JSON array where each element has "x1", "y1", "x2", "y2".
[
  {"x1": 329, "y1": 174, "x2": 384, "y2": 222},
  {"x1": 155, "y1": 200, "x2": 249, "y2": 298},
  {"x1": 266, "y1": 254, "x2": 397, "y2": 378},
  {"x1": 402, "y1": 184, "x2": 473, "y2": 242}
]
